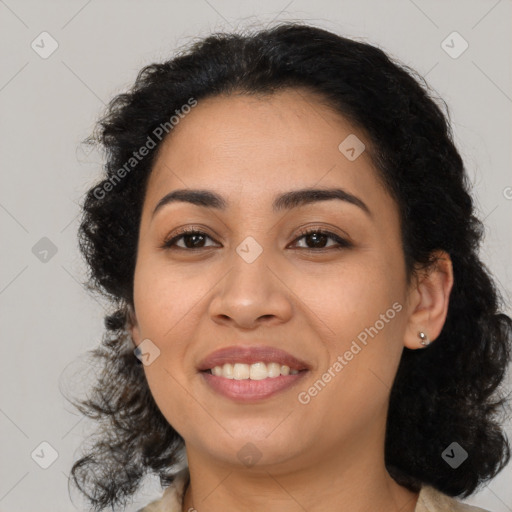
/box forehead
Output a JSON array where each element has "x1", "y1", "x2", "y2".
[{"x1": 145, "y1": 89, "x2": 391, "y2": 213}]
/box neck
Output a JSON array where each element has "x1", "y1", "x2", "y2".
[{"x1": 181, "y1": 427, "x2": 419, "y2": 512}]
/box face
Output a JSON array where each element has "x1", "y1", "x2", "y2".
[{"x1": 130, "y1": 88, "x2": 413, "y2": 472}]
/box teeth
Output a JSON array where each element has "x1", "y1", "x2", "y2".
[
  {"x1": 267, "y1": 362, "x2": 281, "y2": 378},
  {"x1": 209, "y1": 362, "x2": 301, "y2": 379}
]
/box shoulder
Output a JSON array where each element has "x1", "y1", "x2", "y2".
[
  {"x1": 416, "y1": 485, "x2": 492, "y2": 512},
  {"x1": 137, "y1": 467, "x2": 190, "y2": 512}
]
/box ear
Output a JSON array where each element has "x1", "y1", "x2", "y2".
[
  {"x1": 128, "y1": 304, "x2": 142, "y2": 346},
  {"x1": 403, "y1": 250, "x2": 454, "y2": 349}
]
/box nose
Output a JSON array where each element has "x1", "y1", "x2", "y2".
[{"x1": 207, "y1": 243, "x2": 294, "y2": 330}]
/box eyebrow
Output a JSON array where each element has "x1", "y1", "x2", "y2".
[{"x1": 151, "y1": 187, "x2": 371, "y2": 218}]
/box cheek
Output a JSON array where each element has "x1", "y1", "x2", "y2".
[
  {"x1": 293, "y1": 259, "x2": 403, "y2": 339},
  {"x1": 294, "y1": 258, "x2": 406, "y2": 394},
  {"x1": 294, "y1": 273, "x2": 405, "y2": 438},
  {"x1": 133, "y1": 258, "x2": 200, "y2": 340},
  {"x1": 133, "y1": 262, "x2": 202, "y2": 436}
]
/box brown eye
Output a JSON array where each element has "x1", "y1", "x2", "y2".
[
  {"x1": 161, "y1": 227, "x2": 352, "y2": 251},
  {"x1": 291, "y1": 228, "x2": 352, "y2": 250},
  {"x1": 162, "y1": 229, "x2": 217, "y2": 250}
]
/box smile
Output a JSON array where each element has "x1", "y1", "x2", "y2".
[{"x1": 206, "y1": 361, "x2": 300, "y2": 379}]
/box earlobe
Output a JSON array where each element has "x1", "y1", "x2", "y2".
[{"x1": 404, "y1": 250, "x2": 454, "y2": 350}]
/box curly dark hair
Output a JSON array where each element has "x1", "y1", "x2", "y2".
[{"x1": 65, "y1": 21, "x2": 512, "y2": 511}]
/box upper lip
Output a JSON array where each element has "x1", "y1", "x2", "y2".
[{"x1": 197, "y1": 345, "x2": 311, "y2": 372}]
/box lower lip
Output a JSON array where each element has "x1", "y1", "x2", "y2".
[{"x1": 200, "y1": 371, "x2": 308, "y2": 402}]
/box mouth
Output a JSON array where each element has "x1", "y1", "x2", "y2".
[
  {"x1": 201, "y1": 361, "x2": 306, "y2": 377},
  {"x1": 197, "y1": 345, "x2": 311, "y2": 402},
  {"x1": 197, "y1": 344, "x2": 311, "y2": 372}
]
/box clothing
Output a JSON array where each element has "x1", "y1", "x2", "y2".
[{"x1": 138, "y1": 467, "x2": 491, "y2": 512}]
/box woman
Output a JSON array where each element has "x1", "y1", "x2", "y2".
[{"x1": 68, "y1": 22, "x2": 512, "y2": 512}]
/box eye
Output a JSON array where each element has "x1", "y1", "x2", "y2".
[
  {"x1": 161, "y1": 226, "x2": 352, "y2": 251},
  {"x1": 161, "y1": 227, "x2": 218, "y2": 250},
  {"x1": 290, "y1": 227, "x2": 352, "y2": 251}
]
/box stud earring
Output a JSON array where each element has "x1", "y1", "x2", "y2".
[{"x1": 418, "y1": 331, "x2": 430, "y2": 347}]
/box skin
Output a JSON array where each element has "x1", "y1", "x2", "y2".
[{"x1": 130, "y1": 88, "x2": 454, "y2": 512}]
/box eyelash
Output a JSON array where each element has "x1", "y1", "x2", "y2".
[{"x1": 161, "y1": 226, "x2": 353, "y2": 252}]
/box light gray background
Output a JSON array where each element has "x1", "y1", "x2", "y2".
[{"x1": 1, "y1": 1, "x2": 511, "y2": 511}]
